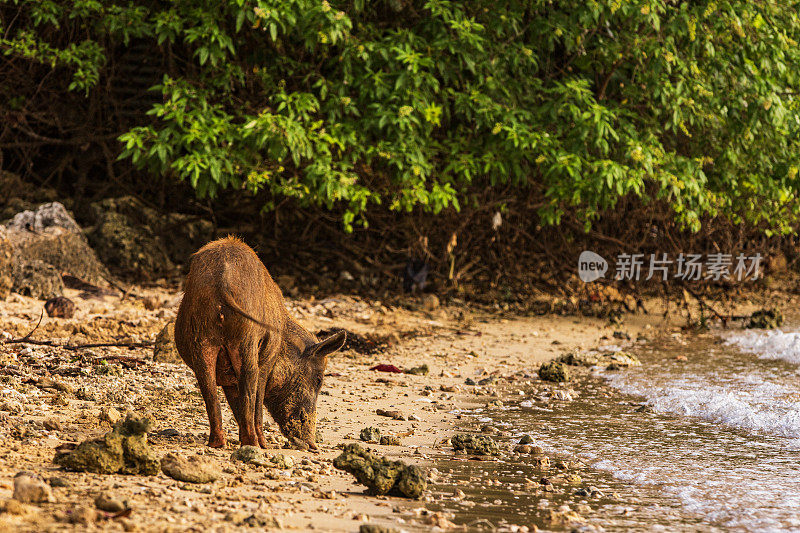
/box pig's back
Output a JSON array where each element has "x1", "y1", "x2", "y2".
[{"x1": 178, "y1": 237, "x2": 284, "y2": 336}]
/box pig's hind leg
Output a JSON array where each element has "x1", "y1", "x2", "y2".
[
  {"x1": 255, "y1": 368, "x2": 269, "y2": 448},
  {"x1": 193, "y1": 343, "x2": 227, "y2": 448},
  {"x1": 236, "y1": 337, "x2": 261, "y2": 447}
]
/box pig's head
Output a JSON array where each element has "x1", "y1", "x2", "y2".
[{"x1": 266, "y1": 323, "x2": 346, "y2": 450}]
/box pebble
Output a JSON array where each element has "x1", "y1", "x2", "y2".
[
  {"x1": 380, "y1": 435, "x2": 401, "y2": 446},
  {"x1": 94, "y1": 492, "x2": 126, "y2": 512},
  {"x1": 376, "y1": 409, "x2": 406, "y2": 421},
  {"x1": 48, "y1": 476, "x2": 70, "y2": 488},
  {"x1": 100, "y1": 406, "x2": 121, "y2": 425},
  {"x1": 0, "y1": 399, "x2": 23, "y2": 414},
  {"x1": 13, "y1": 472, "x2": 55, "y2": 503},
  {"x1": 421, "y1": 294, "x2": 440, "y2": 311},
  {"x1": 360, "y1": 427, "x2": 381, "y2": 443},
  {"x1": 269, "y1": 453, "x2": 294, "y2": 469},
  {"x1": 70, "y1": 505, "x2": 97, "y2": 525},
  {"x1": 230, "y1": 445, "x2": 268, "y2": 466},
  {"x1": 43, "y1": 418, "x2": 62, "y2": 431},
  {"x1": 2, "y1": 499, "x2": 30, "y2": 516},
  {"x1": 161, "y1": 452, "x2": 222, "y2": 483}
]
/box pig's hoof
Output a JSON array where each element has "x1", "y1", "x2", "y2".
[
  {"x1": 239, "y1": 434, "x2": 258, "y2": 447},
  {"x1": 208, "y1": 435, "x2": 226, "y2": 448},
  {"x1": 257, "y1": 434, "x2": 269, "y2": 449}
]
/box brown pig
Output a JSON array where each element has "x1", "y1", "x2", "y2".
[{"x1": 174, "y1": 236, "x2": 345, "y2": 449}]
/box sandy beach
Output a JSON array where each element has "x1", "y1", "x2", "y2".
[{"x1": 0, "y1": 284, "x2": 782, "y2": 532}]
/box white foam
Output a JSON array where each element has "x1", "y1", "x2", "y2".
[
  {"x1": 605, "y1": 370, "x2": 800, "y2": 438},
  {"x1": 726, "y1": 329, "x2": 800, "y2": 364}
]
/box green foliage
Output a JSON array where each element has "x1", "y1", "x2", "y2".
[{"x1": 3, "y1": 0, "x2": 800, "y2": 232}]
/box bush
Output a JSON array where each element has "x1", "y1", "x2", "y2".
[{"x1": 3, "y1": 0, "x2": 800, "y2": 233}]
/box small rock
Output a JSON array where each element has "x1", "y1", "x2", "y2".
[
  {"x1": 360, "y1": 427, "x2": 381, "y2": 444},
  {"x1": 13, "y1": 472, "x2": 55, "y2": 503},
  {"x1": 607, "y1": 351, "x2": 641, "y2": 368},
  {"x1": 379, "y1": 435, "x2": 401, "y2": 446},
  {"x1": 43, "y1": 418, "x2": 62, "y2": 431},
  {"x1": 0, "y1": 399, "x2": 23, "y2": 414},
  {"x1": 519, "y1": 434, "x2": 534, "y2": 444},
  {"x1": 12, "y1": 259, "x2": 64, "y2": 299},
  {"x1": 451, "y1": 434, "x2": 500, "y2": 456},
  {"x1": 225, "y1": 510, "x2": 249, "y2": 524},
  {"x1": 161, "y1": 452, "x2": 222, "y2": 483},
  {"x1": 558, "y1": 351, "x2": 603, "y2": 367},
  {"x1": 48, "y1": 476, "x2": 70, "y2": 488},
  {"x1": 76, "y1": 387, "x2": 96, "y2": 401},
  {"x1": 54, "y1": 412, "x2": 159, "y2": 475},
  {"x1": 230, "y1": 446, "x2": 268, "y2": 466},
  {"x1": 243, "y1": 513, "x2": 281, "y2": 528},
  {"x1": 575, "y1": 486, "x2": 604, "y2": 498},
  {"x1": 376, "y1": 409, "x2": 406, "y2": 421},
  {"x1": 269, "y1": 454, "x2": 294, "y2": 469},
  {"x1": 2, "y1": 498, "x2": 31, "y2": 516},
  {"x1": 404, "y1": 364, "x2": 429, "y2": 376},
  {"x1": 538, "y1": 361, "x2": 569, "y2": 382},
  {"x1": 44, "y1": 296, "x2": 75, "y2": 318},
  {"x1": 153, "y1": 321, "x2": 180, "y2": 363},
  {"x1": 464, "y1": 378, "x2": 476, "y2": 386},
  {"x1": 551, "y1": 389, "x2": 573, "y2": 401},
  {"x1": 142, "y1": 296, "x2": 161, "y2": 310},
  {"x1": 70, "y1": 505, "x2": 97, "y2": 525},
  {"x1": 746, "y1": 308, "x2": 783, "y2": 329},
  {"x1": 530, "y1": 455, "x2": 550, "y2": 469},
  {"x1": 421, "y1": 294, "x2": 440, "y2": 311},
  {"x1": 94, "y1": 492, "x2": 126, "y2": 513},
  {"x1": 100, "y1": 406, "x2": 121, "y2": 425},
  {"x1": 360, "y1": 525, "x2": 399, "y2": 533},
  {"x1": 333, "y1": 443, "x2": 427, "y2": 498}
]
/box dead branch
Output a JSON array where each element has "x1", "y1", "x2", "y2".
[
  {"x1": 15, "y1": 309, "x2": 44, "y2": 342},
  {"x1": 683, "y1": 286, "x2": 727, "y2": 326},
  {"x1": 4, "y1": 338, "x2": 154, "y2": 351}
]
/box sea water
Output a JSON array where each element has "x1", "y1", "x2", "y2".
[{"x1": 432, "y1": 328, "x2": 800, "y2": 532}]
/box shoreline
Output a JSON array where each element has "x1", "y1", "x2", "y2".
[{"x1": 0, "y1": 288, "x2": 783, "y2": 531}]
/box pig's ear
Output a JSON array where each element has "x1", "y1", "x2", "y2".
[{"x1": 307, "y1": 330, "x2": 346, "y2": 359}]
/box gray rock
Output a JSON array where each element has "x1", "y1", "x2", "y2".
[
  {"x1": 5, "y1": 202, "x2": 110, "y2": 286},
  {"x1": 6, "y1": 202, "x2": 81, "y2": 233}
]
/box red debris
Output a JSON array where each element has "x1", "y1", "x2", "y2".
[{"x1": 369, "y1": 364, "x2": 403, "y2": 373}]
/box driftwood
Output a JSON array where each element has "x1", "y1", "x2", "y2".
[
  {"x1": 4, "y1": 307, "x2": 153, "y2": 352},
  {"x1": 5, "y1": 338, "x2": 154, "y2": 352}
]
